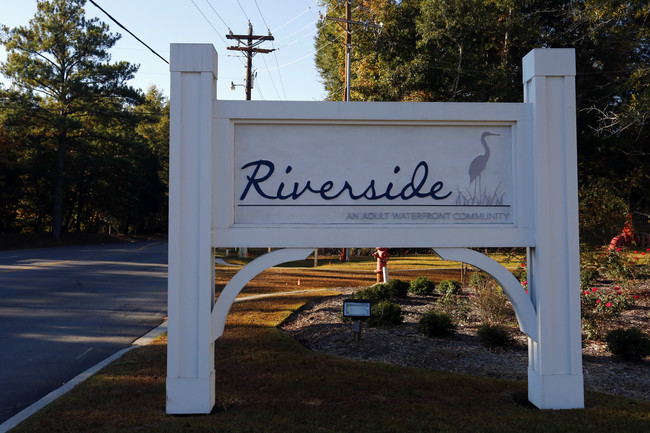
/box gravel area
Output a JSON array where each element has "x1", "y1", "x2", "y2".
[{"x1": 280, "y1": 286, "x2": 650, "y2": 402}]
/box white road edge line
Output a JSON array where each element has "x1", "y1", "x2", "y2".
[
  {"x1": 0, "y1": 286, "x2": 329, "y2": 432},
  {"x1": 74, "y1": 347, "x2": 94, "y2": 360},
  {"x1": 0, "y1": 320, "x2": 168, "y2": 433}
]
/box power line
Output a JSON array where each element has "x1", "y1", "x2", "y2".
[
  {"x1": 255, "y1": 82, "x2": 265, "y2": 100},
  {"x1": 271, "y1": 49, "x2": 287, "y2": 100},
  {"x1": 204, "y1": 0, "x2": 231, "y2": 31},
  {"x1": 235, "y1": 0, "x2": 250, "y2": 22},
  {"x1": 273, "y1": 19, "x2": 320, "y2": 44},
  {"x1": 260, "y1": 54, "x2": 282, "y2": 99},
  {"x1": 271, "y1": 6, "x2": 314, "y2": 33},
  {"x1": 189, "y1": 0, "x2": 247, "y2": 69},
  {"x1": 258, "y1": 33, "x2": 344, "y2": 73},
  {"x1": 253, "y1": 0, "x2": 270, "y2": 30},
  {"x1": 189, "y1": 0, "x2": 229, "y2": 47},
  {"x1": 250, "y1": 0, "x2": 286, "y2": 100},
  {"x1": 87, "y1": 0, "x2": 169, "y2": 65},
  {"x1": 274, "y1": 27, "x2": 319, "y2": 51}
]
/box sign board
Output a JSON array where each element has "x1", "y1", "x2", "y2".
[
  {"x1": 342, "y1": 299, "x2": 372, "y2": 319},
  {"x1": 235, "y1": 124, "x2": 514, "y2": 225},
  {"x1": 167, "y1": 44, "x2": 584, "y2": 414},
  {"x1": 213, "y1": 102, "x2": 534, "y2": 247}
]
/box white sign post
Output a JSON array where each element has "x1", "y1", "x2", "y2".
[
  {"x1": 167, "y1": 44, "x2": 583, "y2": 414},
  {"x1": 523, "y1": 49, "x2": 583, "y2": 409}
]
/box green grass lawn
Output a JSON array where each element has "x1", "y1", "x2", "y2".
[
  {"x1": 12, "y1": 284, "x2": 650, "y2": 433},
  {"x1": 215, "y1": 248, "x2": 528, "y2": 271}
]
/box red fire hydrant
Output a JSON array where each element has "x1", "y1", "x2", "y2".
[{"x1": 373, "y1": 247, "x2": 390, "y2": 282}]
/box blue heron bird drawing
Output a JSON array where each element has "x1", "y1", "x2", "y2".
[{"x1": 468, "y1": 131, "x2": 500, "y2": 198}]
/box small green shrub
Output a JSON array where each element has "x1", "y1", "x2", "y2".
[
  {"x1": 605, "y1": 328, "x2": 650, "y2": 361},
  {"x1": 580, "y1": 267, "x2": 600, "y2": 290},
  {"x1": 477, "y1": 324, "x2": 511, "y2": 349},
  {"x1": 438, "y1": 280, "x2": 460, "y2": 304},
  {"x1": 438, "y1": 279, "x2": 461, "y2": 295},
  {"x1": 353, "y1": 284, "x2": 391, "y2": 303},
  {"x1": 354, "y1": 280, "x2": 409, "y2": 303},
  {"x1": 416, "y1": 310, "x2": 456, "y2": 338},
  {"x1": 409, "y1": 276, "x2": 436, "y2": 296},
  {"x1": 367, "y1": 300, "x2": 403, "y2": 327},
  {"x1": 385, "y1": 279, "x2": 410, "y2": 299}
]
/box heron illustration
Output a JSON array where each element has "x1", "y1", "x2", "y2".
[{"x1": 469, "y1": 131, "x2": 500, "y2": 199}]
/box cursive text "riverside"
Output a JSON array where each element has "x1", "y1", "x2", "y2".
[{"x1": 239, "y1": 160, "x2": 452, "y2": 202}]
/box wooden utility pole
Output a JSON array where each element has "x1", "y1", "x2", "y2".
[
  {"x1": 345, "y1": 0, "x2": 351, "y2": 101},
  {"x1": 325, "y1": 1, "x2": 381, "y2": 261},
  {"x1": 227, "y1": 22, "x2": 275, "y2": 100},
  {"x1": 325, "y1": 0, "x2": 381, "y2": 101}
]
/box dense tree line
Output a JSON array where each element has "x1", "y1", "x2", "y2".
[
  {"x1": 316, "y1": 0, "x2": 649, "y2": 243},
  {"x1": 2, "y1": 1, "x2": 647, "y2": 243},
  {"x1": 0, "y1": 0, "x2": 168, "y2": 239}
]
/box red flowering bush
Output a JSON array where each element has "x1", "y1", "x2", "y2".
[
  {"x1": 581, "y1": 287, "x2": 633, "y2": 340},
  {"x1": 511, "y1": 259, "x2": 527, "y2": 285},
  {"x1": 597, "y1": 249, "x2": 639, "y2": 281}
]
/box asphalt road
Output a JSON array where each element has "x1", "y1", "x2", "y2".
[{"x1": 0, "y1": 240, "x2": 168, "y2": 424}]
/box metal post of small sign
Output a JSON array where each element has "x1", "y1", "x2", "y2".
[
  {"x1": 352, "y1": 321, "x2": 361, "y2": 342},
  {"x1": 342, "y1": 299, "x2": 371, "y2": 341}
]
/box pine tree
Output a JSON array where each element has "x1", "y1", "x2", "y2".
[{"x1": 1, "y1": 0, "x2": 140, "y2": 240}]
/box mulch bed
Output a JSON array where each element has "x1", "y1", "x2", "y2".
[{"x1": 280, "y1": 282, "x2": 650, "y2": 402}]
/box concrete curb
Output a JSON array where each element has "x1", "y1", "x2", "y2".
[
  {"x1": 0, "y1": 289, "x2": 338, "y2": 431},
  {"x1": 0, "y1": 320, "x2": 168, "y2": 433},
  {"x1": 133, "y1": 320, "x2": 168, "y2": 346}
]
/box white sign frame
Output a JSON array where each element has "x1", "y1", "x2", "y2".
[
  {"x1": 213, "y1": 102, "x2": 534, "y2": 248},
  {"x1": 167, "y1": 44, "x2": 583, "y2": 414}
]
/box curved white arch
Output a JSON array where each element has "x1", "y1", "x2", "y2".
[
  {"x1": 211, "y1": 248, "x2": 314, "y2": 340},
  {"x1": 433, "y1": 247, "x2": 538, "y2": 342}
]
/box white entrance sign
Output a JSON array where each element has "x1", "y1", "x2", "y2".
[
  {"x1": 214, "y1": 101, "x2": 533, "y2": 248},
  {"x1": 167, "y1": 44, "x2": 583, "y2": 414},
  {"x1": 234, "y1": 124, "x2": 514, "y2": 226}
]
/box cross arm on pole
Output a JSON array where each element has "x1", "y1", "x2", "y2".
[
  {"x1": 226, "y1": 47, "x2": 275, "y2": 54},
  {"x1": 226, "y1": 34, "x2": 274, "y2": 41}
]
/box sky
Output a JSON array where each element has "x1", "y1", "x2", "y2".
[{"x1": 0, "y1": 0, "x2": 329, "y2": 101}]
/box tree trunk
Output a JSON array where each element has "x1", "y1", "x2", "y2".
[
  {"x1": 52, "y1": 133, "x2": 67, "y2": 241},
  {"x1": 74, "y1": 174, "x2": 86, "y2": 232},
  {"x1": 453, "y1": 44, "x2": 463, "y2": 96}
]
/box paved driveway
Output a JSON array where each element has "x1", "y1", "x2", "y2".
[{"x1": 0, "y1": 241, "x2": 168, "y2": 423}]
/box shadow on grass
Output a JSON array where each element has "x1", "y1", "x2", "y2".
[{"x1": 12, "y1": 292, "x2": 650, "y2": 433}]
